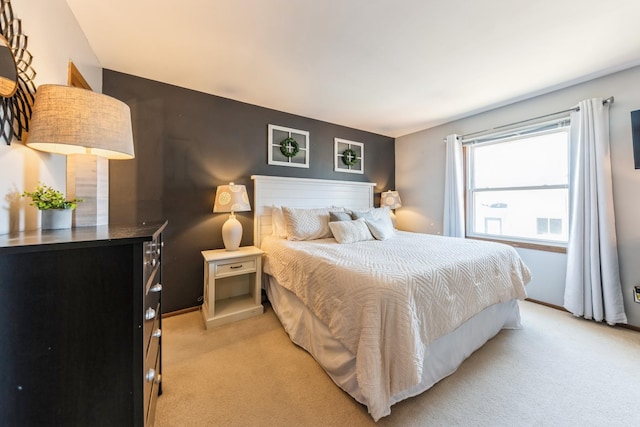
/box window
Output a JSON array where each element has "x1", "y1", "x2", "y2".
[{"x1": 466, "y1": 125, "x2": 569, "y2": 247}]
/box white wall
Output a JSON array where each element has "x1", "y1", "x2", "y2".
[
  {"x1": 396, "y1": 65, "x2": 640, "y2": 328},
  {"x1": 0, "y1": 0, "x2": 101, "y2": 234}
]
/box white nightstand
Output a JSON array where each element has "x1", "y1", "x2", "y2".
[{"x1": 201, "y1": 246, "x2": 264, "y2": 329}]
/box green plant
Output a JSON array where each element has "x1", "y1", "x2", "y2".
[{"x1": 22, "y1": 182, "x2": 82, "y2": 210}]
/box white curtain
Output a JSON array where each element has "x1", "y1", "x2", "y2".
[
  {"x1": 564, "y1": 98, "x2": 627, "y2": 325},
  {"x1": 443, "y1": 134, "x2": 465, "y2": 237}
]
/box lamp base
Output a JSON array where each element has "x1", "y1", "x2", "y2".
[{"x1": 221, "y1": 213, "x2": 242, "y2": 251}]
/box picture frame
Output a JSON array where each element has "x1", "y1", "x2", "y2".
[
  {"x1": 334, "y1": 138, "x2": 364, "y2": 174},
  {"x1": 268, "y1": 124, "x2": 310, "y2": 168}
]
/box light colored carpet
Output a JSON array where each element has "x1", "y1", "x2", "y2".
[{"x1": 156, "y1": 301, "x2": 640, "y2": 426}]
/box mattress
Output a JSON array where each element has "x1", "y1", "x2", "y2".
[{"x1": 261, "y1": 232, "x2": 531, "y2": 420}]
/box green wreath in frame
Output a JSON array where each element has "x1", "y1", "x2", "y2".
[
  {"x1": 280, "y1": 137, "x2": 300, "y2": 158},
  {"x1": 342, "y1": 148, "x2": 359, "y2": 166}
]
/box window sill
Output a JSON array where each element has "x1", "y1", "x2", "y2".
[{"x1": 466, "y1": 236, "x2": 567, "y2": 254}]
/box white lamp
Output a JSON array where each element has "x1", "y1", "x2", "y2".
[
  {"x1": 213, "y1": 183, "x2": 251, "y2": 251},
  {"x1": 381, "y1": 190, "x2": 402, "y2": 226}
]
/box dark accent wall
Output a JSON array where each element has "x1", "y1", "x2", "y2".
[{"x1": 103, "y1": 70, "x2": 395, "y2": 313}]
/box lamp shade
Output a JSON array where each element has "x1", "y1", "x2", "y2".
[
  {"x1": 381, "y1": 190, "x2": 402, "y2": 209},
  {"x1": 26, "y1": 84, "x2": 135, "y2": 159},
  {"x1": 213, "y1": 183, "x2": 251, "y2": 213}
]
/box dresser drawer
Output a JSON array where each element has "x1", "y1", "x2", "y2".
[
  {"x1": 145, "y1": 309, "x2": 161, "y2": 358},
  {"x1": 143, "y1": 239, "x2": 162, "y2": 286},
  {"x1": 215, "y1": 258, "x2": 256, "y2": 277},
  {"x1": 144, "y1": 342, "x2": 161, "y2": 427},
  {"x1": 144, "y1": 266, "x2": 161, "y2": 336},
  {"x1": 145, "y1": 269, "x2": 162, "y2": 306},
  {"x1": 143, "y1": 301, "x2": 160, "y2": 352}
]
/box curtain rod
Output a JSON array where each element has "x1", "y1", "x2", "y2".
[{"x1": 455, "y1": 96, "x2": 614, "y2": 142}]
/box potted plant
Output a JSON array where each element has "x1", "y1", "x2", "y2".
[{"x1": 22, "y1": 183, "x2": 82, "y2": 230}]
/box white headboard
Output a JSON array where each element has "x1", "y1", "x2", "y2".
[{"x1": 251, "y1": 175, "x2": 376, "y2": 247}]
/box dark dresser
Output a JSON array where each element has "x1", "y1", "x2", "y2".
[{"x1": 0, "y1": 221, "x2": 167, "y2": 426}]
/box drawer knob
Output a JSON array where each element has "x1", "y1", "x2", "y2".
[
  {"x1": 152, "y1": 329, "x2": 162, "y2": 338},
  {"x1": 146, "y1": 368, "x2": 156, "y2": 382},
  {"x1": 145, "y1": 307, "x2": 156, "y2": 321},
  {"x1": 155, "y1": 374, "x2": 162, "y2": 384},
  {"x1": 150, "y1": 283, "x2": 162, "y2": 293},
  {"x1": 151, "y1": 258, "x2": 157, "y2": 267}
]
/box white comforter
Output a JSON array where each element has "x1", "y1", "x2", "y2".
[{"x1": 261, "y1": 232, "x2": 531, "y2": 420}]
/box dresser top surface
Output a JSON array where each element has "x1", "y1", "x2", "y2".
[{"x1": 0, "y1": 221, "x2": 167, "y2": 253}]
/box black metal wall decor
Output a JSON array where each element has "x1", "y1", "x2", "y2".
[{"x1": 0, "y1": 0, "x2": 36, "y2": 145}]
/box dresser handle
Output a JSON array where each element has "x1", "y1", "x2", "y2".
[
  {"x1": 152, "y1": 329, "x2": 162, "y2": 338},
  {"x1": 146, "y1": 368, "x2": 156, "y2": 383},
  {"x1": 150, "y1": 283, "x2": 162, "y2": 293},
  {"x1": 230, "y1": 264, "x2": 243, "y2": 269},
  {"x1": 155, "y1": 374, "x2": 162, "y2": 384},
  {"x1": 145, "y1": 307, "x2": 156, "y2": 321}
]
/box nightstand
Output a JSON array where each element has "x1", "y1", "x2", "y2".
[{"x1": 201, "y1": 246, "x2": 264, "y2": 329}]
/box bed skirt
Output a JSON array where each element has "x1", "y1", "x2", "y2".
[{"x1": 265, "y1": 275, "x2": 522, "y2": 420}]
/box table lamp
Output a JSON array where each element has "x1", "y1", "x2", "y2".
[
  {"x1": 213, "y1": 183, "x2": 251, "y2": 251},
  {"x1": 25, "y1": 84, "x2": 134, "y2": 226},
  {"x1": 381, "y1": 190, "x2": 402, "y2": 226}
]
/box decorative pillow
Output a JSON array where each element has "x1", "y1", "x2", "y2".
[
  {"x1": 328, "y1": 219, "x2": 374, "y2": 244},
  {"x1": 329, "y1": 211, "x2": 353, "y2": 222},
  {"x1": 282, "y1": 207, "x2": 335, "y2": 241},
  {"x1": 351, "y1": 206, "x2": 391, "y2": 222},
  {"x1": 351, "y1": 210, "x2": 375, "y2": 221},
  {"x1": 352, "y1": 206, "x2": 395, "y2": 240},
  {"x1": 364, "y1": 217, "x2": 395, "y2": 240},
  {"x1": 271, "y1": 205, "x2": 287, "y2": 238}
]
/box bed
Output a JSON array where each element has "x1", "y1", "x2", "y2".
[{"x1": 251, "y1": 175, "x2": 531, "y2": 421}]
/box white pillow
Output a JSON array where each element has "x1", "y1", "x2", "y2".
[
  {"x1": 328, "y1": 219, "x2": 374, "y2": 244},
  {"x1": 271, "y1": 205, "x2": 287, "y2": 238},
  {"x1": 351, "y1": 206, "x2": 395, "y2": 240},
  {"x1": 351, "y1": 206, "x2": 391, "y2": 222},
  {"x1": 329, "y1": 211, "x2": 353, "y2": 222},
  {"x1": 364, "y1": 217, "x2": 395, "y2": 240},
  {"x1": 282, "y1": 207, "x2": 335, "y2": 241}
]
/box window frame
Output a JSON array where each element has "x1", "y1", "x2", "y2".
[{"x1": 464, "y1": 125, "x2": 570, "y2": 253}]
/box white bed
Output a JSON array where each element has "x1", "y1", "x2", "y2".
[{"x1": 251, "y1": 175, "x2": 531, "y2": 421}]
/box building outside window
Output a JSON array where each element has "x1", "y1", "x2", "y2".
[{"x1": 466, "y1": 124, "x2": 569, "y2": 247}]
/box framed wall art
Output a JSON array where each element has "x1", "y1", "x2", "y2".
[
  {"x1": 334, "y1": 138, "x2": 364, "y2": 174},
  {"x1": 268, "y1": 124, "x2": 309, "y2": 168}
]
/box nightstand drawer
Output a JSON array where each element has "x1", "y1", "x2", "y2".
[{"x1": 215, "y1": 258, "x2": 256, "y2": 277}]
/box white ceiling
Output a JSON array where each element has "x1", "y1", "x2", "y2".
[{"x1": 65, "y1": 0, "x2": 640, "y2": 138}]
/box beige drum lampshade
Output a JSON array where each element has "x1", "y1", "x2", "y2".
[{"x1": 26, "y1": 84, "x2": 135, "y2": 159}]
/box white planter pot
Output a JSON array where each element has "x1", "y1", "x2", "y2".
[{"x1": 41, "y1": 208, "x2": 73, "y2": 230}]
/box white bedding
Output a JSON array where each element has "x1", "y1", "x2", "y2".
[{"x1": 261, "y1": 231, "x2": 531, "y2": 420}]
